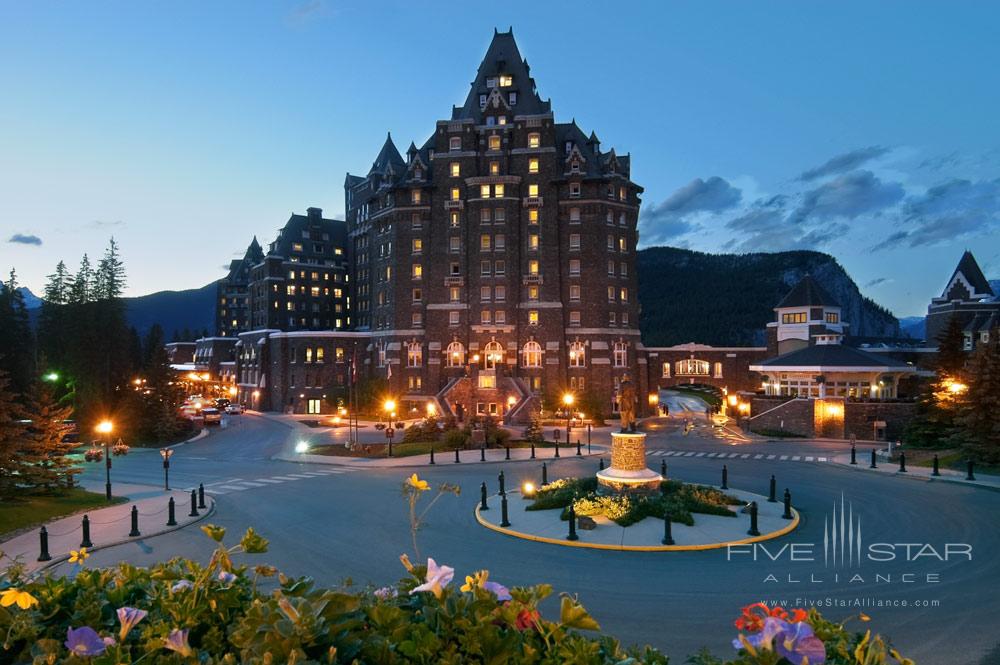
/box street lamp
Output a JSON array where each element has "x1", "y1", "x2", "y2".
[
  {"x1": 90, "y1": 420, "x2": 128, "y2": 501},
  {"x1": 384, "y1": 399, "x2": 397, "y2": 456},
  {"x1": 159, "y1": 448, "x2": 174, "y2": 490},
  {"x1": 562, "y1": 393, "x2": 575, "y2": 444},
  {"x1": 44, "y1": 371, "x2": 60, "y2": 382},
  {"x1": 506, "y1": 395, "x2": 516, "y2": 424}
]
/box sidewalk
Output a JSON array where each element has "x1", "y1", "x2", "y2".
[
  {"x1": 1, "y1": 480, "x2": 216, "y2": 576},
  {"x1": 830, "y1": 453, "x2": 1000, "y2": 491},
  {"x1": 275, "y1": 443, "x2": 609, "y2": 468}
]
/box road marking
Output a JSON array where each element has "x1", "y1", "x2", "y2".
[
  {"x1": 286, "y1": 474, "x2": 318, "y2": 479},
  {"x1": 216, "y1": 484, "x2": 249, "y2": 491},
  {"x1": 203, "y1": 488, "x2": 228, "y2": 495},
  {"x1": 271, "y1": 476, "x2": 299, "y2": 481},
  {"x1": 727, "y1": 453, "x2": 739, "y2": 458},
  {"x1": 740, "y1": 454, "x2": 750, "y2": 459},
  {"x1": 779, "y1": 455, "x2": 789, "y2": 460},
  {"x1": 791, "y1": 456, "x2": 802, "y2": 461},
  {"x1": 234, "y1": 481, "x2": 267, "y2": 488},
  {"x1": 818, "y1": 457, "x2": 828, "y2": 462},
  {"x1": 754, "y1": 454, "x2": 764, "y2": 459},
  {"x1": 254, "y1": 478, "x2": 284, "y2": 484},
  {"x1": 766, "y1": 454, "x2": 776, "y2": 460},
  {"x1": 683, "y1": 452, "x2": 696, "y2": 457},
  {"x1": 805, "y1": 456, "x2": 815, "y2": 462},
  {"x1": 705, "y1": 452, "x2": 717, "y2": 457},
  {"x1": 695, "y1": 452, "x2": 706, "y2": 457}
]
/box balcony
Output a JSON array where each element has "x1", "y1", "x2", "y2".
[
  {"x1": 444, "y1": 276, "x2": 465, "y2": 286},
  {"x1": 444, "y1": 200, "x2": 464, "y2": 211},
  {"x1": 522, "y1": 196, "x2": 543, "y2": 207},
  {"x1": 522, "y1": 274, "x2": 544, "y2": 285}
]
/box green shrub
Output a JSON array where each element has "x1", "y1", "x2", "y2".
[{"x1": 442, "y1": 428, "x2": 468, "y2": 450}]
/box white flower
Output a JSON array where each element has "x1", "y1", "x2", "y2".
[
  {"x1": 410, "y1": 558, "x2": 454, "y2": 599},
  {"x1": 171, "y1": 580, "x2": 193, "y2": 593}
]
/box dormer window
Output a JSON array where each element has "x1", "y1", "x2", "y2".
[
  {"x1": 414, "y1": 168, "x2": 422, "y2": 180},
  {"x1": 565, "y1": 141, "x2": 573, "y2": 154},
  {"x1": 528, "y1": 133, "x2": 540, "y2": 148},
  {"x1": 498, "y1": 116, "x2": 507, "y2": 125},
  {"x1": 449, "y1": 137, "x2": 461, "y2": 151},
  {"x1": 488, "y1": 135, "x2": 501, "y2": 150},
  {"x1": 486, "y1": 77, "x2": 498, "y2": 88},
  {"x1": 479, "y1": 94, "x2": 487, "y2": 108},
  {"x1": 486, "y1": 116, "x2": 496, "y2": 126},
  {"x1": 571, "y1": 161, "x2": 580, "y2": 173},
  {"x1": 509, "y1": 92, "x2": 517, "y2": 105},
  {"x1": 499, "y1": 74, "x2": 512, "y2": 87}
]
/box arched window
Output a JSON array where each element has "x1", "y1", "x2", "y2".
[
  {"x1": 446, "y1": 341, "x2": 465, "y2": 367},
  {"x1": 613, "y1": 342, "x2": 628, "y2": 368},
  {"x1": 569, "y1": 341, "x2": 586, "y2": 368},
  {"x1": 675, "y1": 359, "x2": 709, "y2": 376},
  {"x1": 407, "y1": 342, "x2": 422, "y2": 368},
  {"x1": 484, "y1": 341, "x2": 504, "y2": 369},
  {"x1": 522, "y1": 341, "x2": 542, "y2": 368}
]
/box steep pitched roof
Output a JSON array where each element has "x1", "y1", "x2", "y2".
[
  {"x1": 368, "y1": 132, "x2": 406, "y2": 176},
  {"x1": 942, "y1": 251, "x2": 994, "y2": 300},
  {"x1": 452, "y1": 28, "x2": 550, "y2": 121},
  {"x1": 752, "y1": 344, "x2": 912, "y2": 370},
  {"x1": 246, "y1": 236, "x2": 264, "y2": 264},
  {"x1": 775, "y1": 275, "x2": 840, "y2": 309}
]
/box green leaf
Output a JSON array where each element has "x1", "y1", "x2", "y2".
[
  {"x1": 201, "y1": 524, "x2": 227, "y2": 542},
  {"x1": 559, "y1": 595, "x2": 601, "y2": 631},
  {"x1": 240, "y1": 527, "x2": 270, "y2": 554}
]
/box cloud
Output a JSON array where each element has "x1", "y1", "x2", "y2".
[
  {"x1": 869, "y1": 230, "x2": 909, "y2": 252},
  {"x1": 865, "y1": 277, "x2": 891, "y2": 287},
  {"x1": 87, "y1": 219, "x2": 125, "y2": 229},
  {"x1": 639, "y1": 176, "x2": 741, "y2": 245},
  {"x1": 8, "y1": 233, "x2": 42, "y2": 246},
  {"x1": 790, "y1": 170, "x2": 904, "y2": 225},
  {"x1": 799, "y1": 146, "x2": 891, "y2": 181}
]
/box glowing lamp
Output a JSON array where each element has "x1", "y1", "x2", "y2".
[
  {"x1": 727, "y1": 395, "x2": 739, "y2": 407},
  {"x1": 522, "y1": 481, "x2": 536, "y2": 497},
  {"x1": 294, "y1": 441, "x2": 309, "y2": 454},
  {"x1": 562, "y1": 393, "x2": 575, "y2": 407},
  {"x1": 95, "y1": 420, "x2": 113, "y2": 434}
]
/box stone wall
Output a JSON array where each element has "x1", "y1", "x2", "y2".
[
  {"x1": 844, "y1": 400, "x2": 917, "y2": 442},
  {"x1": 748, "y1": 396, "x2": 917, "y2": 441},
  {"x1": 748, "y1": 397, "x2": 814, "y2": 437}
]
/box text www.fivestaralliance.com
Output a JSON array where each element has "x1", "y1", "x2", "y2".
[{"x1": 761, "y1": 598, "x2": 941, "y2": 609}]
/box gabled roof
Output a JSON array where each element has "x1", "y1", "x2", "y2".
[
  {"x1": 776, "y1": 275, "x2": 840, "y2": 309},
  {"x1": 752, "y1": 344, "x2": 912, "y2": 370},
  {"x1": 368, "y1": 132, "x2": 406, "y2": 176},
  {"x1": 942, "y1": 251, "x2": 994, "y2": 300},
  {"x1": 452, "y1": 28, "x2": 550, "y2": 121}
]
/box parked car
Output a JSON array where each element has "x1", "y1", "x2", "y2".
[
  {"x1": 225, "y1": 404, "x2": 242, "y2": 415},
  {"x1": 201, "y1": 408, "x2": 222, "y2": 425},
  {"x1": 216, "y1": 398, "x2": 231, "y2": 409}
]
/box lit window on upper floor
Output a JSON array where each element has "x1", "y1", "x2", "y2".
[
  {"x1": 480, "y1": 184, "x2": 491, "y2": 199},
  {"x1": 292, "y1": 243, "x2": 304, "y2": 252},
  {"x1": 528, "y1": 209, "x2": 539, "y2": 224},
  {"x1": 495, "y1": 184, "x2": 505, "y2": 197},
  {"x1": 489, "y1": 135, "x2": 501, "y2": 150},
  {"x1": 412, "y1": 239, "x2": 423, "y2": 253},
  {"x1": 619, "y1": 236, "x2": 627, "y2": 252},
  {"x1": 499, "y1": 75, "x2": 512, "y2": 87},
  {"x1": 490, "y1": 161, "x2": 500, "y2": 175},
  {"x1": 528, "y1": 310, "x2": 539, "y2": 326},
  {"x1": 498, "y1": 116, "x2": 507, "y2": 126},
  {"x1": 528, "y1": 158, "x2": 539, "y2": 174},
  {"x1": 411, "y1": 190, "x2": 422, "y2": 204},
  {"x1": 451, "y1": 187, "x2": 461, "y2": 201},
  {"x1": 528, "y1": 259, "x2": 540, "y2": 275},
  {"x1": 528, "y1": 133, "x2": 540, "y2": 149},
  {"x1": 528, "y1": 234, "x2": 539, "y2": 251},
  {"x1": 480, "y1": 234, "x2": 491, "y2": 251},
  {"x1": 528, "y1": 183, "x2": 539, "y2": 197},
  {"x1": 619, "y1": 186, "x2": 627, "y2": 200},
  {"x1": 450, "y1": 211, "x2": 460, "y2": 227},
  {"x1": 528, "y1": 285, "x2": 539, "y2": 300},
  {"x1": 412, "y1": 264, "x2": 422, "y2": 280},
  {"x1": 450, "y1": 162, "x2": 461, "y2": 177}
]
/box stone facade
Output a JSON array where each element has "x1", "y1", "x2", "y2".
[
  {"x1": 641, "y1": 343, "x2": 768, "y2": 394},
  {"x1": 747, "y1": 395, "x2": 916, "y2": 441}
]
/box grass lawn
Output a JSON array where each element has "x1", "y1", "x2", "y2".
[
  {"x1": 909, "y1": 449, "x2": 1000, "y2": 475},
  {"x1": 0, "y1": 488, "x2": 124, "y2": 539}
]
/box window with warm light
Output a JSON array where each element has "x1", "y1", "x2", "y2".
[
  {"x1": 528, "y1": 183, "x2": 539, "y2": 197},
  {"x1": 495, "y1": 184, "x2": 504, "y2": 197},
  {"x1": 489, "y1": 135, "x2": 501, "y2": 150},
  {"x1": 495, "y1": 310, "x2": 506, "y2": 324},
  {"x1": 528, "y1": 233, "x2": 539, "y2": 250},
  {"x1": 480, "y1": 234, "x2": 491, "y2": 251},
  {"x1": 407, "y1": 342, "x2": 422, "y2": 367},
  {"x1": 608, "y1": 286, "x2": 615, "y2": 302},
  {"x1": 570, "y1": 285, "x2": 580, "y2": 301},
  {"x1": 499, "y1": 74, "x2": 512, "y2": 87},
  {"x1": 528, "y1": 133, "x2": 540, "y2": 148},
  {"x1": 446, "y1": 341, "x2": 464, "y2": 366},
  {"x1": 412, "y1": 239, "x2": 422, "y2": 253},
  {"x1": 522, "y1": 341, "x2": 542, "y2": 366},
  {"x1": 411, "y1": 190, "x2": 421, "y2": 204},
  {"x1": 450, "y1": 211, "x2": 460, "y2": 227},
  {"x1": 528, "y1": 259, "x2": 539, "y2": 275},
  {"x1": 481, "y1": 310, "x2": 491, "y2": 324},
  {"x1": 480, "y1": 285, "x2": 491, "y2": 301},
  {"x1": 450, "y1": 287, "x2": 461, "y2": 302},
  {"x1": 528, "y1": 310, "x2": 539, "y2": 326},
  {"x1": 411, "y1": 312, "x2": 422, "y2": 327},
  {"x1": 489, "y1": 161, "x2": 500, "y2": 175},
  {"x1": 528, "y1": 158, "x2": 539, "y2": 173},
  {"x1": 528, "y1": 208, "x2": 539, "y2": 224},
  {"x1": 569, "y1": 342, "x2": 586, "y2": 367},
  {"x1": 450, "y1": 162, "x2": 460, "y2": 177},
  {"x1": 481, "y1": 184, "x2": 491, "y2": 198},
  {"x1": 451, "y1": 187, "x2": 461, "y2": 201},
  {"x1": 570, "y1": 207, "x2": 580, "y2": 222},
  {"x1": 528, "y1": 285, "x2": 539, "y2": 300},
  {"x1": 412, "y1": 264, "x2": 422, "y2": 279}
]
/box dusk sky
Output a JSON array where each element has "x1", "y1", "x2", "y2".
[{"x1": 2, "y1": 1, "x2": 998, "y2": 317}]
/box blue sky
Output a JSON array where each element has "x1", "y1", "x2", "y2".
[{"x1": 1, "y1": 1, "x2": 998, "y2": 317}]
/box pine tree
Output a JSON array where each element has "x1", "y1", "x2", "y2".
[
  {"x1": 69, "y1": 254, "x2": 93, "y2": 304},
  {"x1": 0, "y1": 269, "x2": 35, "y2": 394},
  {"x1": 935, "y1": 314, "x2": 967, "y2": 378},
  {"x1": 903, "y1": 313, "x2": 969, "y2": 448},
  {"x1": 19, "y1": 382, "x2": 78, "y2": 493},
  {"x1": 94, "y1": 237, "x2": 127, "y2": 300},
  {"x1": 955, "y1": 327, "x2": 1000, "y2": 464},
  {"x1": 39, "y1": 261, "x2": 75, "y2": 370},
  {"x1": 0, "y1": 369, "x2": 29, "y2": 500},
  {"x1": 522, "y1": 416, "x2": 545, "y2": 444}
]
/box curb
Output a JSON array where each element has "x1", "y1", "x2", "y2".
[
  {"x1": 474, "y1": 492, "x2": 800, "y2": 552},
  {"x1": 165, "y1": 428, "x2": 210, "y2": 450},
  {"x1": 828, "y1": 457, "x2": 1000, "y2": 493},
  {"x1": 29, "y1": 497, "x2": 218, "y2": 578},
  {"x1": 274, "y1": 446, "x2": 610, "y2": 469}
]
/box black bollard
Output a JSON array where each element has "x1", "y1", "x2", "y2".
[
  {"x1": 530, "y1": 441, "x2": 536, "y2": 459},
  {"x1": 932, "y1": 454, "x2": 940, "y2": 477},
  {"x1": 967, "y1": 460, "x2": 975, "y2": 481},
  {"x1": 129, "y1": 505, "x2": 141, "y2": 537},
  {"x1": 167, "y1": 497, "x2": 177, "y2": 526},
  {"x1": 500, "y1": 493, "x2": 511, "y2": 527},
  {"x1": 498, "y1": 470, "x2": 506, "y2": 496},
  {"x1": 599, "y1": 457, "x2": 604, "y2": 471},
  {"x1": 481, "y1": 445, "x2": 486, "y2": 462},
  {"x1": 870, "y1": 448, "x2": 877, "y2": 469},
  {"x1": 661, "y1": 516, "x2": 674, "y2": 545},
  {"x1": 747, "y1": 501, "x2": 761, "y2": 536},
  {"x1": 768, "y1": 474, "x2": 777, "y2": 502},
  {"x1": 454, "y1": 448, "x2": 461, "y2": 464},
  {"x1": 189, "y1": 489, "x2": 199, "y2": 517},
  {"x1": 429, "y1": 444, "x2": 436, "y2": 465},
  {"x1": 567, "y1": 503, "x2": 579, "y2": 541},
  {"x1": 554, "y1": 439, "x2": 560, "y2": 458},
  {"x1": 505, "y1": 446, "x2": 511, "y2": 461},
  {"x1": 782, "y1": 488, "x2": 793, "y2": 520},
  {"x1": 198, "y1": 483, "x2": 206, "y2": 509},
  {"x1": 899, "y1": 452, "x2": 907, "y2": 473},
  {"x1": 542, "y1": 462, "x2": 548, "y2": 486},
  {"x1": 80, "y1": 515, "x2": 93, "y2": 548},
  {"x1": 721, "y1": 465, "x2": 729, "y2": 490},
  {"x1": 480, "y1": 482, "x2": 489, "y2": 511},
  {"x1": 850, "y1": 443, "x2": 857, "y2": 465},
  {"x1": 38, "y1": 526, "x2": 52, "y2": 562},
  {"x1": 661, "y1": 459, "x2": 667, "y2": 477},
  {"x1": 576, "y1": 439, "x2": 582, "y2": 456}
]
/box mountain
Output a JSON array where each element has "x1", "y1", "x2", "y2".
[
  {"x1": 16, "y1": 287, "x2": 43, "y2": 310},
  {"x1": 636, "y1": 247, "x2": 899, "y2": 347},
  {"x1": 898, "y1": 316, "x2": 926, "y2": 340},
  {"x1": 123, "y1": 283, "x2": 217, "y2": 338}
]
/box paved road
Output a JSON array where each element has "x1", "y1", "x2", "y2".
[{"x1": 68, "y1": 414, "x2": 1000, "y2": 664}]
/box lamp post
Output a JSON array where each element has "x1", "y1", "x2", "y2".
[
  {"x1": 562, "y1": 393, "x2": 574, "y2": 445},
  {"x1": 384, "y1": 399, "x2": 396, "y2": 457},
  {"x1": 160, "y1": 448, "x2": 173, "y2": 490},
  {"x1": 90, "y1": 420, "x2": 128, "y2": 501}
]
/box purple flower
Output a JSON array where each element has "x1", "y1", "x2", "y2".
[
  {"x1": 116, "y1": 606, "x2": 148, "y2": 641},
  {"x1": 732, "y1": 617, "x2": 825, "y2": 665},
  {"x1": 171, "y1": 579, "x2": 193, "y2": 593},
  {"x1": 65, "y1": 626, "x2": 108, "y2": 657},
  {"x1": 483, "y1": 581, "x2": 512, "y2": 602},
  {"x1": 163, "y1": 628, "x2": 193, "y2": 657},
  {"x1": 373, "y1": 586, "x2": 398, "y2": 600},
  {"x1": 218, "y1": 570, "x2": 237, "y2": 585}
]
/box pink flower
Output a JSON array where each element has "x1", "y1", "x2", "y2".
[{"x1": 410, "y1": 558, "x2": 454, "y2": 599}]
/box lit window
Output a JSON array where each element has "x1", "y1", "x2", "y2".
[
  {"x1": 522, "y1": 341, "x2": 542, "y2": 366},
  {"x1": 528, "y1": 209, "x2": 539, "y2": 224},
  {"x1": 608, "y1": 286, "x2": 615, "y2": 302},
  {"x1": 662, "y1": 362, "x2": 671, "y2": 378},
  {"x1": 480, "y1": 234, "x2": 491, "y2": 251},
  {"x1": 412, "y1": 264, "x2": 422, "y2": 279},
  {"x1": 528, "y1": 133, "x2": 540, "y2": 148},
  {"x1": 450, "y1": 211, "x2": 460, "y2": 227},
  {"x1": 412, "y1": 312, "x2": 423, "y2": 327},
  {"x1": 675, "y1": 359, "x2": 709, "y2": 376},
  {"x1": 407, "y1": 342, "x2": 422, "y2": 367},
  {"x1": 449, "y1": 137, "x2": 461, "y2": 151},
  {"x1": 447, "y1": 341, "x2": 464, "y2": 365},
  {"x1": 450, "y1": 162, "x2": 461, "y2": 177},
  {"x1": 619, "y1": 236, "x2": 627, "y2": 252},
  {"x1": 528, "y1": 234, "x2": 539, "y2": 250},
  {"x1": 292, "y1": 243, "x2": 304, "y2": 252},
  {"x1": 450, "y1": 187, "x2": 460, "y2": 201},
  {"x1": 781, "y1": 312, "x2": 807, "y2": 324},
  {"x1": 498, "y1": 116, "x2": 507, "y2": 125},
  {"x1": 310, "y1": 286, "x2": 320, "y2": 297},
  {"x1": 619, "y1": 186, "x2": 627, "y2": 200},
  {"x1": 528, "y1": 183, "x2": 539, "y2": 197},
  {"x1": 499, "y1": 74, "x2": 512, "y2": 87},
  {"x1": 826, "y1": 312, "x2": 840, "y2": 324},
  {"x1": 613, "y1": 342, "x2": 628, "y2": 368},
  {"x1": 528, "y1": 285, "x2": 539, "y2": 300},
  {"x1": 714, "y1": 362, "x2": 723, "y2": 378},
  {"x1": 287, "y1": 285, "x2": 297, "y2": 295},
  {"x1": 411, "y1": 190, "x2": 421, "y2": 204},
  {"x1": 528, "y1": 310, "x2": 539, "y2": 325},
  {"x1": 450, "y1": 286, "x2": 461, "y2": 302},
  {"x1": 620, "y1": 287, "x2": 628, "y2": 302},
  {"x1": 481, "y1": 185, "x2": 491, "y2": 199},
  {"x1": 490, "y1": 161, "x2": 500, "y2": 175},
  {"x1": 528, "y1": 158, "x2": 539, "y2": 173},
  {"x1": 489, "y1": 135, "x2": 501, "y2": 150},
  {"x1": 495, "y1": 184, "x2": 504, "y2": 197},
  {"x1": 495, "y1": 310, "x2": 506, "y2": 324},
  {"x1": 569, "y1": 342, "x2": 586, "y2": 367},
  {"x1": 412, "y1": 239, "x2": 423, "y2": 253},
  {"x1": 528, "y1": 259, "x2": 540, "y2": 275}
]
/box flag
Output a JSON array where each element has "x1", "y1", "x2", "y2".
[{"x1": 386, "y1": 362, "x2": 392, "y2": 380}]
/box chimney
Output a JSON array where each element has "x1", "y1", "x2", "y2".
[{"x1": 307, "y1": 207, "x2": 322, "y2": 220}]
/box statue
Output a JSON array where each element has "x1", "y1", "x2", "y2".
[{"x1": 617, "y1": 374, "x2": 637, "y2": 433}]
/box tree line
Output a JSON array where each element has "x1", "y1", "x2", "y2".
[{"x1": 0, "y1": 240, "x2": 192, "y2": 500}]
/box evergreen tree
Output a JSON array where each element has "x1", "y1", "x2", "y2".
[
  {"x1": 0, "y1": 269, "x2": 35, "y2": 394},
  {"x1": 0, "y1": 369, "x2": 29, "y2": 500},
  {"x1": 522, "y1": 416, "x2": 545, "y2": 444},
  {"x1": 19, "y1": 382, "x2": 78, "y2": 493},
  {"x1": 43, "y1": 260, "x2": 73, "y2": 305},
  {"x1": 39, "y1": 261, "x2": 74, "y2": 370},
  {"x1": 955, "y1": 327, "x2": 1000, "y2": 464},
  {"x1": 94, "y1": 237, "x2": 127, "y2": 300},
  {"x1": 69, "y1": 254, "x2": 93, "y2": 304},
  {"x1": 935, "y1": 314, "x2": 967, "y2": 378},
  {"x1": 903, "y1": 313, "x2": 969, "y2": 448}
]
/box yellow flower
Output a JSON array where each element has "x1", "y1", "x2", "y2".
[
  {"x1": 460, "y1": 570, "x2": 489, "y2": 592},
  {"x1": 69, "y1": 548, "x2": 90, "y2": 565},
  {"x1": 0, "y1": 588, "x2": 39, "y2": 610},
  {"x1": 859, "y1": 612, "x2": 871, "y2": 622},
  {"x1": 406, "y1": 474, "x2": 430, "y2": 492}
]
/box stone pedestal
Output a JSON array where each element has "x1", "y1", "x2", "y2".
[{"x1": 596, "y1": 432, "x2": 663, "y2": 494}]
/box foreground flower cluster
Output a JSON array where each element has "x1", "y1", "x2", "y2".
[{"x1": 0, "y1": 527, "x2": 914, "y2": 664}]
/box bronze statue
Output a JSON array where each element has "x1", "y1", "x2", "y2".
[{"x1": 617, "y1": 374, "x2": 637, "y2": 433}]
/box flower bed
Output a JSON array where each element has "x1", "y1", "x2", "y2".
[
  {"x1": 0, "y1": 526, "x2": 914, "y2": 664},
  {"x1": 526, "y1": 477, "x2": 742, "y2": 527}
]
